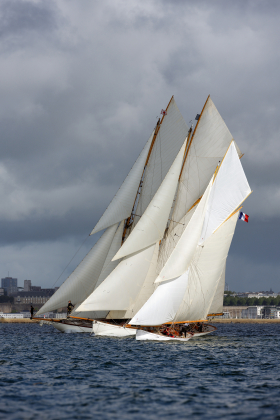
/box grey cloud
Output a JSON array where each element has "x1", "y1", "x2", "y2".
[{"x1": 0, "y1": 0, "x2": 279, "y2": 291}]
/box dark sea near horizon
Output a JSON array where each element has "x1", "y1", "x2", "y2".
[{"x1": 0, "y1": 323, "x2": 280, "y2": 420}]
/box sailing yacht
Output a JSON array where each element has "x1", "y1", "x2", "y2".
[{"x1": 36, "y1": 95, "x2": 251, "y2": 339}]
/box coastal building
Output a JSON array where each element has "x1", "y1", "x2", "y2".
[
  {"x1": 12, "y1": 290, "x2": 55, "y2": 306},
  {"x1": 23, "y1": 280, "x2": 31, "y2": 291},
  {"x1": 241, "y1": 306, "x2": 263, "y2": 319},
  {"x1": 1, "y1": 277, "x2": 18, "y2": 295}
]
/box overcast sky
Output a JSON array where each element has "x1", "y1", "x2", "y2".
[{"x1": 0, "y1": 0, "x2": 279, "y2": 292}]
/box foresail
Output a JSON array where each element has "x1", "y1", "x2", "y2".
[
  {"x1": 174, "y1": 213, "x2": 239, "y2": 321},
  {"x1": 130, "y1": 273, "x2": 189, "y2": 326},
  {"x1": 36, "y1": 223, "x2": 119, "y2": 316},
  {"x1": 207, "y1": 262, "x2": 226, "y2": 315},
  {"x1": 75, "y1": 244, "x2": 156, "y2": 312},
  {"x1": 112, "y1": 140, "x2": 187, "y2": 260},
  {"x1": 90, "y1": 131, "x2": 154, "y2": 235},
  {"x1": 132, "y1": 97, "x2": 189, "y2": 228},
  {"x1": 199, "y1": 141, "x2": 251, "y2": 244},
  {"x1": 72, "y1": 221, "x2": 124, "y2": 318},
  {"x1": 172, "y1": 96, "x2": 242, "y2": 224},
  {"x1": 155, "y1": 177, "x2": 212, "y2": 283}
]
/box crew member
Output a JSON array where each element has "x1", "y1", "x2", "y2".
[
  {"x1": 30, "y1": 305, "x2": 34, "y2": 319},
  {"x1": 67, "y1": 301, "x2": 74, "y2": 317}
]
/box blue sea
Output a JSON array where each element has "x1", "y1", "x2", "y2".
[{"x1": 0, "y1": 323, "x2": 280, "y2": 419}]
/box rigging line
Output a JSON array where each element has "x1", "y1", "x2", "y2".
[{"x1": 52, "y1": 234, "x2": 90, "y2": 288}]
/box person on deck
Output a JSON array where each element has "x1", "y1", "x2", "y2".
[
  {"x1": 67, "y1": 301, "x2": 74, "y2": 317},
  {"x1": 30, "y1": 305, "x2": 34, "y2": 319}
]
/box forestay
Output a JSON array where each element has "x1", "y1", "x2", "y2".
[
  {"x1": 36, "y1": 223, "x2": 120, "y2": 316},
  {"x1": 113, "y1": 140, "x2": 187, "y2": 260},
  {"x1": 90, "y1": 131, "x2": 154, "y2": 235}
]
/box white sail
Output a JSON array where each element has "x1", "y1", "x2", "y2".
[
  {"x1": 76, "y1": 244, "x2": 156, "y2": 312},
  {"x1": 126, "y1": 241, "x2": 159, "y2": 316},
  {"x1": 208, "y1": 263, "x2": 226, "y2": 315},
  {"x1": 175, "y1": 213, "x2": 238, "y2": 321},
  {"x1": 199, "y1": 141, "x2": 251, "y2": 244},
  {"x1": 90, "y1": 131, "x2": 154, "y2": 235},
  {"x1": 72, "y1": 221, "x2": 124, "y2": 318},
  {"x1": 130, "y1": 272, "x2": 189, "y2": 326},
  {"x1": 130, "y1": 212, "x2": 238, "y2": 326},
  {"x1": 36, "y1": 223, "x2": 119, "y2": 316},
  {"x1": 106, "y1": 242, "x2": 160, "y2": 320},
  {"x1": 172, "y1": 96, "x2": 242, "y2": 224},
  {"x1": 132, "y1": 98, "x2": 189, "y2": 227},
  {"x1": 156, "y1": 202, "x2": 198, "y2": 275},
  {"x1": 155, "y1": 177, "x2": 212, "y2": 283},
  {"x1": 112, "y1": 140, "x2": 187, "y2": 260}
]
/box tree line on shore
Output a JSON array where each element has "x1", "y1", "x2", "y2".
[{"x1": 224, "y1": 293, "x2": 280, "y2": 307}]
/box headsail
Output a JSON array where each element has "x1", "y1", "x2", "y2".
[
  {"x1": 199, "y1": 141, "x2": 251, "y2": 244},
  {"x1": 75, "y1": 244, "x2": 156, "y2": 312},
  {"x1": 36, "y1": 223, "x2": 120, "y2": 316},
  {"x1": 112, "y1": 140, "x2": 187, "y2": 260},
  {"x1": 130, "y1": 212, "x2": 239, "y2": 326}
]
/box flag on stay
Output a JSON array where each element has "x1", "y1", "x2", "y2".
[
  {"x1": 161, "y1": 109, "x2": 167, "y2": 116},
  {"x1": 239, "y1": 212, "x2": 249, "y2": 223}
]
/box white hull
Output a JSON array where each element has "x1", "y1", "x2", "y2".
[
  {"x1": 136, "y1": 329, "x2": 192, "y2": 342},
  {"x1": 92, "y1": 320, "x2": 136, "y2": 337},
  {"x1": 51, "y1": 321, "x2": 91, "y2": 333}
]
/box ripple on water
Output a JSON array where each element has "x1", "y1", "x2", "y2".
[{"x1": 0, "y1": 323, "x2": 280, "y2": 419}]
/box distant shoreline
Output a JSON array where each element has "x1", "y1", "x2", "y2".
[
  {"x1": 1, "y1": 318, "x2": 280, "y2": 324},
  {"x1": 0, "y1": 318, "x2": 40, "y2": 323},
  {"x1": 211, "y1": 318, "x2": 280, "y2": 323}
]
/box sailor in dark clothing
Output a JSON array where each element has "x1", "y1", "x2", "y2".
[
  {"x1": 67, "y1": 301, "x2": 74, "y2": 317},
  {"x1": 30, "y1": 305, "x2": 34, "y2": 319}
]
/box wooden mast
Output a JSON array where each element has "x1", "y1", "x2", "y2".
[{"x1": 121, "y1": 95, "x2": 174, "y2": 244}]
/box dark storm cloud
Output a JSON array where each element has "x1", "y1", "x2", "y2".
[{"x1": 0, "y1": 0, "x2": 279, "y2": 290}]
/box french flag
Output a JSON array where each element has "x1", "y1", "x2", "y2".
[{"x1": 239, "y1": 212, "x2": 249, "y2": 223}]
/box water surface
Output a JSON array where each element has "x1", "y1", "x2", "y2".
[{"x1": 0, "y1": 323, "x2": 279, "y2": 419}]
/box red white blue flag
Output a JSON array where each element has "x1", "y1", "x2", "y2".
[
  {"x1": 161, "y1": 109, "x2": 167, "y2": 116},
  {"x1": 239, "y1": 212, "x2": 249, "y2": 223}
]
